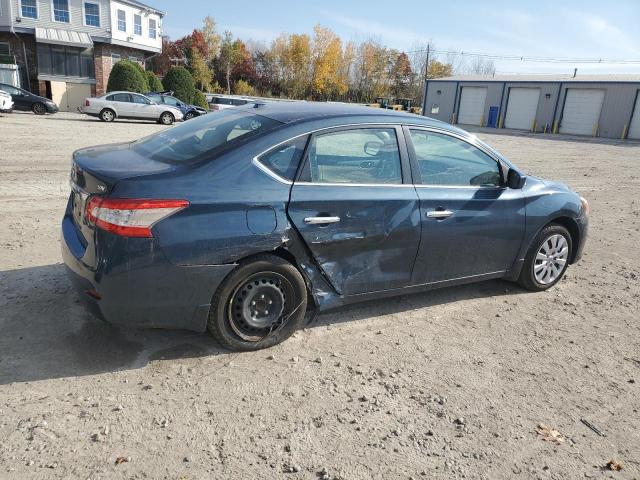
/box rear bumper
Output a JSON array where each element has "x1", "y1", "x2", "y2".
[{"x1": 61, "y1": 213, "x2": 236, "y2": 332}]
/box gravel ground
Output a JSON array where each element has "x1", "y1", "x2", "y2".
[{"x1": 1, "y1": 111, "x2": 639, "y2": 480}]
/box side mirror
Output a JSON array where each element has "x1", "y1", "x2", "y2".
[
  {"x1": 507, "y1": 168, "x2": 526, "y2": 189},
  {"x1": 364, "y1": 140, "x2": 383, "y2": 156}
]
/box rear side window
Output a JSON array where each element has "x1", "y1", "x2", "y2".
[
  {"x1": 132, "y1": 109, "x2": 281, "y2": 164},
  {"x1": 107, "y1": 93, "x2": 130, "y2": 102},
  {"x1": 409, "y1": 129, "x2": 501, "y2": 187},
  {"x1": 307, "y1": 128, "x2": 402, "y2": 184},
  {"x1": 257, "y1": 136, "x2": 308, "y2": 181}
]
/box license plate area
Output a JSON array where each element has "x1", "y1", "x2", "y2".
[{"x1": 71, "y1": 185, "x2": 89, "y2": 227}]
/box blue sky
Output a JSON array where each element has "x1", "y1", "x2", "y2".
[{"x1": 152, "y1": 0, "x2": 640, "y2": 74}]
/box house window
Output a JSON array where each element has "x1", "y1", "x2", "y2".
[
  {"x1": 134, "y1": 14, "x2": 142, "y2": 35},
  {"x1": 111, "y1": 53, "x2": 121, "y2": 65},
  {"x1": 84, "y1": 2, "x2": 100, "y2": 27},
  {"x1": 37, "y1": 44, "x2": 94, "y2": 77},
  {"x1": 53, "y1": 0, "x2": 70, "y2": 22},
  {"x1": 0, "y1": 42, "x2": 10, "y2": 56},
  {"x1": 128, "y1": 55, "x2": 138, "y2": 63},
  {"x1": 149, "y1": 18, "x2": 157, "y2": 39},
  {"x1": 117, "y1": 9, "x2": 126, "y2": 32},
  {"x1": 21, "y1": 0, "x2": 38, "y2": 18}
]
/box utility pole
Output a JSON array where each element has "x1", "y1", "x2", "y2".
[
  {"x1": 422, "y1": 44, "x2": 430, "y2": 115},
  {"x1": 424, "y1": 43, "x2": 430, "y2": 82}
]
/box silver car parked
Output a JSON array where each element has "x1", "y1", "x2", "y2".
[{"x1": 79, "y1": 91, "x2": 184, "y2": 125}]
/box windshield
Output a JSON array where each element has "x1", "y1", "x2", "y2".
[{"x1": 132, "y1": 109, "x2": 282, "y2": 164}]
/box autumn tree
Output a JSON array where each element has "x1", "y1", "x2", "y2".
[
  {"x1": 391, "y1": 52, "x2": 412, "y2": 98},
  {"x1": 218, "y1": 31, "x2": 242, "y2": 94},
  {"x1": 311, "y1": 25, "x2": 346, "y2": 99},
  {"x1": 190, "y1": 48, "x2": 213, "y2": 91}
]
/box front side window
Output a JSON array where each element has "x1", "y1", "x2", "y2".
[
  {"x1": 84, "y1": 2, "x2": 100, "y2": 26},
  {"x1": 409, "y1": 129, "x2": 501, "y2": 187},
  {"x1": 134, "y1": 14, "x2": 142, "y2": 35},
  {"x1": 117, "y1": 9, "x2": 126, "y2": 32},
  {"x1": 148, "y1": 18, "x2": 157, "y2": 39},
  {"x1": 258, "y1": 136, "x2": 308, "y2": 181},
  {"x1": 21, "y1": 0, "x2": 37, "y2": 18},
  {"x1": 307, "y1": 128, "x2": 402, "y2": 184},
  {"x1": 53, "y1": 0, "x2": 70, "y2": 22},
  {"x1": 133, "y1": 110, "x2": 281, "y2": 164},
  {"x1": 163, "y1": 96, "x2": 180, "y2": 106},
  {"x1": 0, "y1": 84, "x2": 21, "y2": 95},
  {"x1": 131, "y1": 94, "x2": 151, "y2": 105}
]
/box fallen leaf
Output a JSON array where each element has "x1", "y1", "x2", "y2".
[
  {"x1": 115, "y1": 456, "x2": 129, "y2": 465},
  {"x1": 536, "y1": 423, "x2": 565, "y2": 444},
  {"x1": 605, "y1": 460, "x2": 623, "y2": 471}
]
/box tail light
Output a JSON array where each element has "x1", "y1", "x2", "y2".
[
  {"x1": 85, "y1": 197, "x2": 189, "y2": 238},
  {"x1": 85, "y1": 99, "x2": 90, "y2": 106}
]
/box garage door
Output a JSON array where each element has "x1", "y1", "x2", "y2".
[
  {"x1": 457, "y1": 87, "x2": 487, "y2": 126},
  {"x1": 559, "y1": 89, "x2": 605, "y2": 136},
  {"x1": 627, "y1": 92, "x2": 640, "y2": 139},
  {"x1": 505, "y1": 88, "x2": 540, "y2": 130}
]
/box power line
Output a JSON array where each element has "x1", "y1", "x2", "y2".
[{"x1": 405, "y1": 47, "x2": 640, "y2": 65}]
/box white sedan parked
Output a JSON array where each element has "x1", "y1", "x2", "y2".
[
  {"x1": 0, "y1": 89, "x2": 13, "y2": 112},
  {"x1": 79, "y1": 91, "x2": 184, "y2": 125}
]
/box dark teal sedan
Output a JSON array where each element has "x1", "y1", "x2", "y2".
[{"x1": 61, "y1": 102, "x2": 589, "y2": 351}]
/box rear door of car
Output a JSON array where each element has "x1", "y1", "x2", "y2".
[
  {"x1": 107, "y1": 93, "x2": 133, "y2": 117},
  {"x1": 404, "y1": 126, "x2": 525, "y2": 284},
  {"x1": 287, "y1": 125, "x2": 421, "y2": 296}
]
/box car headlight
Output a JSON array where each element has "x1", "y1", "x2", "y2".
[{"x1": 580, "y1": 196, "x2": 590, "y2": 215}]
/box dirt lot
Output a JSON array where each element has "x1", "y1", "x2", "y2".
[{"x1": 1, "y1": 111, "x2": 639, "y2": 480}]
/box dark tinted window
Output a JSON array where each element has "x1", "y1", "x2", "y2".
[
  {"x1": 232, "y1": 99, "x2": 248, "y2": 106},
  {"x1": 107, "y1": 93, "x2": 131, "y2": 102},
  {"x1": 133, "y1": 109, "x2": 281, "y2": 164},
  {"x1": 409, "y1": 129, "x2": 501, "y2": 187},
  {"x1": 308, "y1": 128, "x2": 402, "y2": 184},
  {"x1": 0, "y1": 84, "x2": 21, "y2": 95},
  {"x1": 258, "y1": 136, "x2": 308, "y2": 181}
]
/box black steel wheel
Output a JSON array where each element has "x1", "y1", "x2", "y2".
[
  {"x1": 32, "y1": 102, "x2": 46, "y2": 115},
  {"x1": 208, "y1": 254, "x2": 308, "y2": 351},
  {"x1": 184, "y1": 111, "x2": 195, "y2": 120}
]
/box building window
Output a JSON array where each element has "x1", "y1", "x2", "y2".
[
  {"x1": 53, "y1": 0, "x2": 70, "y2": 22},
  {"x1": 111, "y1": 53, "x2": 121, "y2": 65},
  {"x1": 117, "y1": 9, "x2": 126, "y2": 32},
  {"x1": 84, "y1": 2, "x2": 100, "y2": 27},
  {"x1": 128, "y1": 55, "x2": 139, "y2": 63},
  {"x1": 0, "y1": 42, "x2": 10, "y2": 56},
  {"x1": 149, "y1": 18, "x2": 157, "y2": 39},
  {"x1": 134, "y1": 14, "x2": 142, "y2": 35},
  {"x1": 21, "y1": 0, "x2": 38, "y2": 18},
  {"x1": 37, "y1": 44, "x2": 94, "y2": 78}
]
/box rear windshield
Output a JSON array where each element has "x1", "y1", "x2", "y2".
[{"x1": 132, "y1": 109, "x2": 281, "y2": 164}]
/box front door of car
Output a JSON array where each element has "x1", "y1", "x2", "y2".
[
  {"x1": 405, "y1": 127, "x2": 526, "y2": 284},
  {"x1": 130, "y1": 93, "x2": 154, "y2": 118},
  {"x1": 108, "y1": 93, "x2": 134, "y2": 117},
  {"x1": 287, "y1": 126, "x2": 421, "y2": 296}
]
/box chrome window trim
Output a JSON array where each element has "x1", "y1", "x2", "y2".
[{"x1": 252, "y1": 122, "x2": 503, "y2": 188}]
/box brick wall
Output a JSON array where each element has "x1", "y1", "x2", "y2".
[
  {"x1": 0, "y1": 32, "x2": 40, "y2": 95},
  {"x1": 94, "y1": 43, "x2": 147, "y2": 96}
]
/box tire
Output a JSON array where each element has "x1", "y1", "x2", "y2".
[
  {"x1": 518, "y1": 224, "x2": 572, "y2": 291},
  {"x1": 99, "y1": 109, "x2": 116, "y2": 122},
  {"x1": 207, "y1": 254, "x2": 308, "y2": 351},
  {"x1": 32, "y1": 102, "x2": 46, "y2": 115},
  {"x1": 184, "y1": 111, "x2": 195, "y2": 120},
  {"x1": 160, "y1": 111, "x2": 174, "y2": 125}
]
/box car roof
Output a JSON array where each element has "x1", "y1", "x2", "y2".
[{"x1": 236, "y1": 101, "x2": 449, "y2": 128}]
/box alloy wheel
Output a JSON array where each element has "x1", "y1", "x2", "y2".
[
  {"x1": 161, "y1": 113, "x2": 174, "y2": 125},
  {"x1": 533, "y1": 234, "x2": 569, "y2": 285},
  {"x1": 32, "y1": 103, "x2": 46, "y2": 115}
]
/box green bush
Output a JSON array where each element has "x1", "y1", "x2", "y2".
[
  {"x1": 106, "y1": 60, "x2": 148, "y2": 93},
  {"x1": 162, "y1": 66, "x2": 196, "y2": 104},
  {"x1": 192, "y1": 90, "x2": 208, "y2": 109},
  {"x1": 145, "y1": 71, "x2": 163, "y2": 92}
]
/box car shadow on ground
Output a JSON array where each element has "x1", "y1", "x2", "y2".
[{"x1": 0, "y1": 263, "x2": 528, "y2": 386}]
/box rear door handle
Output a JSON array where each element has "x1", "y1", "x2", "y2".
[
  {"x1": 426, "y1": 210, "x2": 453, "y2": 219},
  {"x1": 304, "y1": 216, "x2": 341, "y2": 225}
]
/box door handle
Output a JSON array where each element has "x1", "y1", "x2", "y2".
[
  {"x1": 304, "y1": 216, "x2": 341, "y2": 225},
  {"x1": 426, "y1": 210, "x2": 453, "y2": 219}
]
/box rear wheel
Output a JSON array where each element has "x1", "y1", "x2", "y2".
[
  {"x1": 518, "y1": 224, "x2": 572, "y2": 291},
  {"x1": 207, "y1": 255, "x2": 308, "y2": 351},
  {"x1": 160, "y1": 111, "x2": 174, "y2": 125},
  {"x1": 99, "y1": 108, "x2": 115, "y2": 122},
  {"x1": 32, "y1": 102, "x2": 46, "y2": 115}
]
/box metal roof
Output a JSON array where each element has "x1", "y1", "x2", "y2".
[
  {"x1": 35, "y1": 27, "x2": 93, "y2": 48},
  {"x1": 429, "y1": 74, "x2": 640, "y2": 83}
]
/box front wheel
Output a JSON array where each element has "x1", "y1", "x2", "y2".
[
  {"x1": 207, "y1": 255, "x2": 308, "y2": 351},
  {"x1": 518, "y1": 224, "x2": 572, "y2": 291},
  {"x1": 184, "y1": 111, "x2": 195, "y2": 120},
  {"x1": 32, "y1": 102, "x2": 46, "y2": 115},
  {"x1": 160, "y1": 112, "x2": 174, "y2": 125}
]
